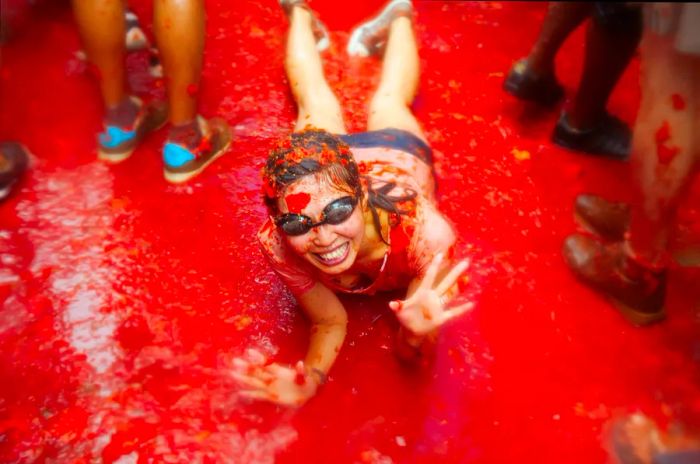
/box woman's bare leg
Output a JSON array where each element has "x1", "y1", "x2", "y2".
[
  {"x1": 286, "y1": 6, "x2": 345, "y2": 133},
  {"x1": 367, "y1": 16, "x2": 425, "y2": 141}
]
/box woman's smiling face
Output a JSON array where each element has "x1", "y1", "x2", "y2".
[{"x1": 277, "y1": 174, "x2": 364, "y2": 275}]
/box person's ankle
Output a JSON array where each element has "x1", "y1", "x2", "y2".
[
  {"x1": 622, "y1": 240, "x2": 667, "y2": 276},
  {"x1": 168, "y1": 119, "x2": 203, "y2": 151},
  {"x1": 566, "y1": 106, "x2": 607, "y2": 131},
  {"x1": 525, "y1": 53, "x2": 555, "y2": 78},
  {"x1": 105, "y1": 97, "x2": 140, "y2": 128}
]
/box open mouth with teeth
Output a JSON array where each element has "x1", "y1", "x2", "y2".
[{"x1": 313, "y1": 242, "x2": 350, "y2": 267}]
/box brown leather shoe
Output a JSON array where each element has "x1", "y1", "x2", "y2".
[
  {"x1": 609, "y1": 413, "x2": 700, "y2": 464},
  {"x1": 574, "y1": 194, "x2": 630, "y2": 241},
  {"x1": 562, "y1": 234, "x2": 666, "y2": 326}
]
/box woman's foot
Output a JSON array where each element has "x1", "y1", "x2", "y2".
[
  {"x1": 562, "y1": 234, "x2": 666, "y2": 326},
  {"x1": 162, "y1": 116, "x2": 232, "y2": 183},
  {"x1": 574, "y1": 194, "x2": 630, "y2": 241},
  {"x1": 347, "y1": 0, "x2": 414, "y2": 57},
  {"x1": 125, "y1": 8, "x2": 150, "y2": 51},
  {"x1": 503, "y1": 58, "x2": 564, "y2": 106},
  {"x1": 0, "y1": 142, "x2": 30, "y2": 201},
  {"x1": 609, "y1": 413, "x2": 700, "y2": 464},
  {"x1": 124, "y1": 9, "x2": 163, "y2": 78},
  {"x1": 98, "y1": 96, "x2": 168, "y2": 163},
  {"x1": 280, "y1": 0, "x2": 330, "y2": 51}
]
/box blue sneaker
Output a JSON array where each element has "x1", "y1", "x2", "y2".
[
  {"x1": 98, "y1": 97, "x2": 168, "y2": 163},
  {"x1": 162, "y1": 116, "x2": 232, "y2": 183}
]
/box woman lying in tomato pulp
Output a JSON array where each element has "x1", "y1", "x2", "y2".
[{"x1": 233, "y1": 0, "x2": 472, "y2": 406}]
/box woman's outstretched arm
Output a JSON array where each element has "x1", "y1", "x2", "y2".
[
  {"x1": 232, "y1": 282, "x2": 347, "y2": 406},
  {"x1": 297, "y1": 282, "x2": 348, "y2": 379}
]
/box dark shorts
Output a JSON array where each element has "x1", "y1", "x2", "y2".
[{"x1": 338, "y1": 128, "x2": 433, "y2": 166}]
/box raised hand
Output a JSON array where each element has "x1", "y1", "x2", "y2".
[
  {"x1": 389, "y1": 252, "x2": 473, "y2": 336},
  {"x1": 231, "y1": 349, "x2": 320, "y2": 407}
]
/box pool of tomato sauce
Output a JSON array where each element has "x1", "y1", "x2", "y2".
[{"x1": 1, "y1": 1, "x2": 699, "y2": 463}]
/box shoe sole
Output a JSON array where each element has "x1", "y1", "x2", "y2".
[
  {"x1": 98, "y1": 147, "x2": 136, "y2": 164},
  {"x1": 503, "y1": 80, "x2": 563, "y2": 107},
  {"x1": 347, "y1": 26, "x2": 372, "y2": 57},
  {"x1": 552, "y1": 121, "x2": 630, "y2": 161},
  {"x1": 162, "y1": 127, "x2": 232, "y2": 184},
  {"x1": 611, "y1": 297, "x2": 666, "y2": 327}
]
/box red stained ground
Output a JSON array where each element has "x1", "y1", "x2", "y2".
[{"x1": 1, "y1": 1, "x2": 699, "y2": 463}]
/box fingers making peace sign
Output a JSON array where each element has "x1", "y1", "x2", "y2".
[{"x1": 389, "y1": 252, "x2": 473, "y2": 336}]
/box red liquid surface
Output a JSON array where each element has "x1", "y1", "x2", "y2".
[{"x1": 1, "y1": 1, "x2": 699, "y2": 463}]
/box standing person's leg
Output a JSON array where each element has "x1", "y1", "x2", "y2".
[
  {"x1": 73, "y1": 0, "x2": 167, "y2": 163},
  {"x1": 154, "y1": 0, "x2": 231, "y2": 183},
  {"x1": 627, "y1": 32, "x2": 699, "y2": 266},
  {"x1": 283, "y1": 3, "x2": 345, "y2": 133},
  {"x1": 504, "y1": 2, "x2": 592, "y2": 106},
  {"x1": 73, "y1": 0, "x2": 167, "y2": 162},
  {"x1": 562, "y1": 15, "x2": 699, "y2": 325},
  {"x1": 73, "y1": 0, "x2": 128, "y2": 112},
  {"x1": 154, "y1": 0, "x2": 203, "y2": 128},
  {"x1": 552, "y1": 4, "x2": 643, "y2": 159}
]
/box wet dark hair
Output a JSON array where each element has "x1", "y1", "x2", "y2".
[
  {"x1": 262, "y1": 129, "x2": 360, "y2": 213},
  {"x1": 262, "y1": 128, "x2": 416, "y2": 243}
]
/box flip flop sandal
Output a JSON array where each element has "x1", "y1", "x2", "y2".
[
  {"x1": 279, "y1": 0, "x2": 330, "y2": 51},
  {"x1": 347, "y1": 0, "x2": 414, "y2": 57}
]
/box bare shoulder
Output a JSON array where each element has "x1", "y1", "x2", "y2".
[{"x1": 414, "y1": 199, "x2": 456, "y2": 252}]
